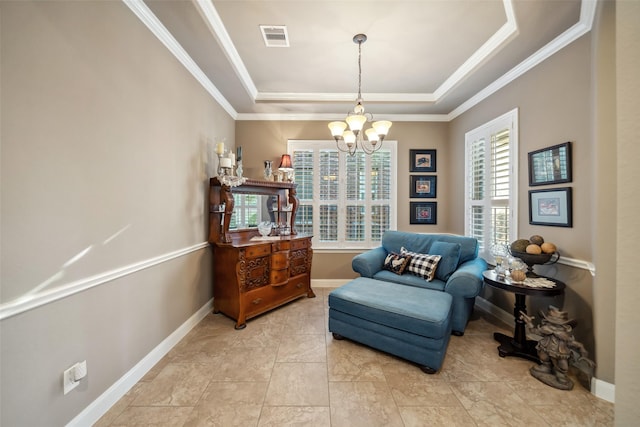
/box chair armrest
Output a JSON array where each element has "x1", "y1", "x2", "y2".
[
  {"x1": 444, "y1": 258, "x2": 488, "y2": 298},
  {"x1": 352, "y1": 247, "x2": 388, "y2": 278}
]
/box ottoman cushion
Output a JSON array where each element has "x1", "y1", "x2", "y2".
[{"x1": 328, "y1": 277, "x2": 452, "y2": 340}]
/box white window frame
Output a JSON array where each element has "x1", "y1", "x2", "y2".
[
  {"x1": 464, "y1": 108, "x2": 519, "y2": 261},
  {"x1": 288, "y1": 140, "x2": 398, "y2": 250}
]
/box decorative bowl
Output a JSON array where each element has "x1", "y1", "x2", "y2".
[
  {"x1": 257, "y1": 221, "x2": 272, "y2": 237},
  {"x1": 509, "y1": 250, "x2": 560, "y2": 276}
]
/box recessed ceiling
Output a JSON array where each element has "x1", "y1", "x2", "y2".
[{"x1": 128, "y1": 0, "x2": 593, "y2": 121}]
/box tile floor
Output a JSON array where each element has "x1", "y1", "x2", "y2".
[{"x1": 96, "y1": 288, "x2": 613, "y2": 426}]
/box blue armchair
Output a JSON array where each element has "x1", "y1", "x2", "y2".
[{"x1": 351, "y1": 231, "x2": 487, "y2": 335}]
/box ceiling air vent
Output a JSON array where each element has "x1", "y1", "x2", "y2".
[{"x1": 260, "y1": 25, "x2": 289, "y2": 47}]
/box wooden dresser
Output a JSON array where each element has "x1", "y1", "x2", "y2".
[{"x1": 208, "y1": 177, "x2": 314, "y2": 329}]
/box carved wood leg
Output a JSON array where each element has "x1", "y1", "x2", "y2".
[{"x1": 332, "y1": 333, "x2": 345, "y2": 340}]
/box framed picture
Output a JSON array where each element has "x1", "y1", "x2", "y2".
[
  {"x1": 528, "y1": 142, "x2": 572, "y2": 186},
  {"x1": 410, "y1": 202, "x2": 437, "y2": 224},
  {"x1": 410, "y1": 149, "x2": 436, "y2": 172},
  {"x1": 529, "y1": 187, "x2": 572, "y2": 227},
  {"x1": 410, "y1": 175, "x2": 437, "y2": 198}
]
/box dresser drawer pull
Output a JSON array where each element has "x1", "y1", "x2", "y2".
[
  {"x1": 296, "y1": 283, "x2": 302, "y2": 288},
  {"x1": 252, "y1": 298, "x2": 262, "y2": 305}
]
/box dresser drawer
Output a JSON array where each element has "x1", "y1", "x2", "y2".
[
  {"x1": 243, "y1": 276, "x2": 308, "y2": 318},
  {"x1": 245, "y1": 244, "x2": 270, "y2": 259},
  {"x1": 271, "y1": 241, "x2": 290, "y2": 252},
  {"x1": 270, "y1": 269, "x2": 289, "y2": 286},
  {"x1": 271, "y1": 251, "x2": 290, "y2": 270},
  {"x1": 290, "y1": 239, "x2": 309, "y2": 250}
]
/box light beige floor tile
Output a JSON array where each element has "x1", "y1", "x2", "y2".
[
  {"x1": 329, "y1": 381, "x2": 404, "y2": 427},
  {"x1": 94, "y1": 383, "x2": 146, "y2": 427},
  {"x1": 182, "y1": 381, "x2": 267, "y2": 427},
  {"x1": 258, "y1": 406, "x2": 331, "y2": 426},
  {"x1": 209, "y1": 346, "x2": 277, "y2": 382},
  {"x1": 327, "y1": 338, "x2": 387, "y2": 382},
  {"x1": 449, "y1": 381, "x2": 549, "y2": 427},
  {"x1": 536, "y1": 403, "x2": 614, "y2": 426},
  {"x1": 264, "y1": 362, "x2": 329, "y2": 406},
  {"x1": 389, "y1": 380, "x2": 462, "y2": 407},
  {"x1": 507, "y1": 376, "x2": 594, "y2": 406},
  {"x1": 276, "y1": 333, "x2": 327, "y2": 362},
  {"x1": 399, "y1": 406, "x2": 478, "y2": 427},
  {"x1": 285, "y1": 313, "x2": 327, "y2": 334},
  {"x1": 110, "y1": 406, "x2": 194, "y2": 426},
  {"x1": 131, "y1": 363, "x2": 211, "y2": 406},
  {"x1": 95, "y1": 303, "x2": 609, "y2": 427}
]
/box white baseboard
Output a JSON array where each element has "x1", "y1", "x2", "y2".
[
  {"x1": 474, "y1": 297, "x2": 615, "y2": 403},
  {"x1": 66, "y1": 299, "x2": 213, "y2": 427},
  {"x1": 591, "y1": 377, "x2": 615, "y2": 403}
]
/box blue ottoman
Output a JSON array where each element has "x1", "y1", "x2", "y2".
[{"x1": 328, "y1": 277, "x2": 453, "y2": 373}]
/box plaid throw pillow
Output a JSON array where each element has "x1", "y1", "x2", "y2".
[
  {"x1": 400, "y1": 247, "x2": 441, "y2": 281},
  {"x1": 382, "y1": 252, "x2": 412, "y2": 275}
]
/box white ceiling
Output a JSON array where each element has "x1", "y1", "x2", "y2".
[{"x1": 128, "y1": 0, "x2": 595, "y2": 121}]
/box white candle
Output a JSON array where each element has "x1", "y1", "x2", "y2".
[
  {"x1": 229, "y1": 153, "x2": 235, "y2": 165},
  {"x1": 215, "y1": 142, "x2": 225, "y2": 155},
  {"x1": 220, "y1": 157, "x2": 232, "y2": 168}
]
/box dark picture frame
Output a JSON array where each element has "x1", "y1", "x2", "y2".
[
  {"x1": 410, "y1": 175, "x2": 437, "y2": 198},
  {"x1": 410, "y1": 149, "x2": 436, "y2": 172},
  {"x1": 528, "y1": 142, "x2": 572, "y2": 186},
  {"x1": 529, "y1": 187, "x2": 573, "y2": 227},
  {"x1": 410, "y1": 202, "x2": 437, "y2": 224}
]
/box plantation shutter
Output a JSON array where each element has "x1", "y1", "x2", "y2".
[
  {"x1": 288, "y1": 140, "x2": 397, "y2": 249},
  {"x1": 465, "y1": 109, "x2": 518, "y2": 260}
]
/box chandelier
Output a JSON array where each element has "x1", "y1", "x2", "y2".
[{"x1": 328, "y1": 34, "x2": 392, "y2": 156}]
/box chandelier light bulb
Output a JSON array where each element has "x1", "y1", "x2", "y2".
[
  {"x1": 328, "y1": 121, "x2": 348, "y2": 139},
  {"x1": 343, "y1": 130, "x2": 356, "y2": 146},
  {"x1": 372, "y1": 121, "x2": 392, "y2": 138},
  {"x1": 365, "y1": 128, "x2": 379, "y2": 143},
  {"x1": 345, "y1": 114, "x2": 367, "y2": 133}
]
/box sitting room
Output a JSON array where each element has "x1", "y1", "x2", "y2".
[{"x1": 1, "y1": 1, "x2": 638, "y2": 425}]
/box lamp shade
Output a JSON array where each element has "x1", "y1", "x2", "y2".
[
  {"x1": 345, "y1": 114, "x2": 367, "y2": 133},
  {"x1": 365, "y1": 128, "x2": 379, "y2": 143},
  {"x1": 372, "y1": 120, "x2": 392, "y2": 136},
  {"x1": 343, "y1": 130, "x2": 356, "y2": 146},
  {"x1": 278, "y1": 154, "x2": 293, "y2": 170},
  {"x1": 328, "y1": 121, "x2": 347, "y2": 138}
]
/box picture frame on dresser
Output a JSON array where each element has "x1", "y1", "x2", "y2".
[
  {"x1": 410, "y1": 202, "x2": 437, "y2": 224},
  {"x1": 410, "y1": 149, "x2": 436, "y2": 172},
  {"x1": 410, "y1": 175, "x2": 437, "y2": 198},
  {"x1": 528, "y1": 142, "x2": 572, "y2": 186},
  {"x1": 529, "y1": 187, "x2": 573, "y2": 227}
]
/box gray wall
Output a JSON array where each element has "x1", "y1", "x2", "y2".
[
  {"x1": 0, "y1": 2, "x2": 233, "y2": 425},
  {"x1": 614, "y1": 0, "x2": 640, "y2": 423}
]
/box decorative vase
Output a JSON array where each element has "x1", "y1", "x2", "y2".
[{"x1": 264, "y1": 160, "x2": 273, "y2": 180}]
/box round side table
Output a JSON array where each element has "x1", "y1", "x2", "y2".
[{"x1": 482, "y1": 270, "x2": 566, "y2": 363}]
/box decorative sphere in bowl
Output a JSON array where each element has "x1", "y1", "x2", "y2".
[{"x1": 257, "y1": 221, "x2": 272, "y2": 237}]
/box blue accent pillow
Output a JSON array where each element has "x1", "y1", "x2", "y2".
[{"x1": 429, "y1": 241, "x2": 462, "y2": 281}]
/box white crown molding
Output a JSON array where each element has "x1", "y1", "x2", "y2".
[
  {"x1": 193, "y1": 0, "x2": 258, "y2": 99},
  {"x1": 447, "y1": 0, "x2": 596, "y2": 120},
  {"x1": 125, "y1": 0, "x2": 595, "y2": 123},
  {"x1": 433, "y1": 0, "x2": 518, "y2": 100},
  {"x1": 122, "y1": 0, "x2": 237, "y2": 119},
  {"x1": 0, "y1": 242, "x2": 209, "y2": 321},
  {"x1": 236, "y1": 112, "x2": 449, "y2": 122},
  {"x1": 66, "y1": 299, "x2": 213, "y2": 426}
]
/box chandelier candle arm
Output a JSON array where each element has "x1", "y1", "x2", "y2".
[{"x1": 327, "y1": 33, "x2": 392, "y2": 156}]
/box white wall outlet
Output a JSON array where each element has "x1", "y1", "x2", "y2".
[
  {"x1": 63, "y1": 363, "x2": 80, "y2": 395},
  {"x1": 63, "y1": 360, "x2": 87, "y2": 395},
  {"x1": 74, "y1": 360, "x2": 87, "y2": 381}
]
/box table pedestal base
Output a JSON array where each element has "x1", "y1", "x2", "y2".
[{"x1": 494, "y1": 332, "x2": 540, "y2": 363}]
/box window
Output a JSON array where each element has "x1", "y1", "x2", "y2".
[
  {"x1": 465, "y1": 109, "x2": 518, "y2": 260},
  {"x1": 229, "y1": 194, "x2": 260, "y2": 229},
  {"x1": 288, "y1": 140, "x2": 397, "y2": 249}
]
